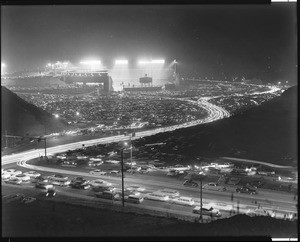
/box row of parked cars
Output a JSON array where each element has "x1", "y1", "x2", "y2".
[
  {"x1": 2, "y1": 168, "x2": 222, "y2": 217},
  {"x1": 183, "y1": 180, "x2": 258, "y2": 195}
]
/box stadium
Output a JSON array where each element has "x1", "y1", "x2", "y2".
[{"x1": 1, "y1": 59, "x2": 179, "y2": 93}]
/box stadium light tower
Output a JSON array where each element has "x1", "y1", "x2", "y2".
[
  {"x1": 115, "y1": 59, "x2": 128, "y2": 65},
  {"x1": 80, "y1": 60, "x2": 101, "y2": 71},
  {"x1": 1, "y1": 63, "x2": 6, "y2": 75},
  {"x1": 151, "y1": 59, "x2": 165, "y2": 64},
  {"x1": 138, "y1": 60, "x2": 151, "y2": 65}
]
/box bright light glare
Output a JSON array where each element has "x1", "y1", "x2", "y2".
[
  {"x1": 54, "y1": 114, "x2": 59, "y2": 118},
  {"x1": 138, "y1": 60, "x2": 151, "y2": 65},
  {"x1": 1, "y1": 63, "x2": 6, "y2": 67},
  {"x1": 47, "y1": 63, "x2": 51, "y2": 67},
  {"x1": 80, "y1": 60, "x2": 101, "y2": 65},
  {"x1": 115, "y1": 60, "x2": 128, "y2": 65},
  {"x1": 76, "y1": 111, "x2": 80, "y2": 116},
  {"x1": 152, "y1": 59, "x2": 165, "y2": 64}
]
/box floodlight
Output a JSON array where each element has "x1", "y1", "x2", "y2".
[
  {"x1": 115, "y1": 60, "x2": 128, "y2": 65},
  {"x1": 54, "y1": 114, "x2": 59, "y2": 118},
  {"x1": 80, "y1": 60, "x2": 101, "y2": 65},
  {"x1": 1, "y1": 63, "x2": 6, "y2": 67},
  {"x1": 152, "y1": 59, "x2": 165, "y2": 64},
  {"x1": 138, "y1": 60, "x2": 151, "y2": 65}
]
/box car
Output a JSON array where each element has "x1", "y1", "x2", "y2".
[
  {"x1": 71, "y1": 177, "x2": 89, "y2": 185},
  {"x1": 114, "y1": 188, "x2": 140, "y2": 197},
  {"x1": 88, "y1": 161, "x2": 103, "y2": 167},
  {"x1": 35, "y1": 181, "x2": 54, "y2": 190},
  {"x1": 48, "y1": 174, "x2": 69, "y2": 181},
  {"x1": 6, "y1": 169, "x2": 22, "y2": 176},
  {"x1": 91, "y1": 184, "x2": 115, "y2": 192},
  {"x1": 236, "y1": 186, "x2": 258, "y2": 195},
  {"x1": 172, "y1": 196, "x2": 195, "y2": 206},
  {"x1": 23, "y1": 171, "x2": 41, "y2": 178},
  {"x1": 192, "y1": 206, "x2": 222, "y2": 217},
  {"x1": 183, "y1": 180, "x2": 198, "y2": 187},
  {"x1": 95, "y1": 191, "x2": 120, "y2": 200},
  {"x1": 144, "y1": 192, "x2": 169, "y2": 202},
  {"x1": 125, "y1": 194, "x2": 144, "y2": 204},
  {"x1": 202, "y1": 182, "x2": 227, "y2": 191},
  {"x1": 89, "y1": 170, "x2": 107, "y2": 176},
  {"x1": 246, "y1": 208, "x2": 272, "y2": 217},
  {"x1": 126, "y1": 185, "x2": 146, "y2": 192},
  {"x1": 46, "y1": 187, "x2": 56, "y2": 197},
  {"x1": 2, "y1": 172, "x2": 11, "y2": 180},
  {"x1": 15, "y1": 174, "x2": 31, "y2": 182},
  {"x1": 5, "y1": 177, "x2": 22, "y2": 185},
  {"x1": 108, "y1": 170, "x2": 121, "y2": 176},
  {"x1": 31, "y1": 176, "x2": 48, "y2": 183},
  {"x1": 70, "y1": 181, "x2": 91, "y2": 190},
  {"x1": 157, "y1": 189, "x2": 180, "y2": 198},
  {"x1": 89, "y1": 179, "x2": 112, "y2": 187},
  {"x1": 49, "y1": 179, "x2": 71, "y2": 186}
]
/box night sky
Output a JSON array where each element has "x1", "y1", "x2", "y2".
[{"x1": 1, "y1": 4, "x2": 297, "y2": 83}]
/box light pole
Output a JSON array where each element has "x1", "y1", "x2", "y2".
[
  {"x1": 197, "y1": 173, "x2": 205, "y2": 222},
  {"x1": 120, "y1": 146, "x2": 126, "y2": 207}
]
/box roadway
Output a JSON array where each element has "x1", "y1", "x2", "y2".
[{"x1": 2, "y1": 84, "x2": 294, "y2": 220}]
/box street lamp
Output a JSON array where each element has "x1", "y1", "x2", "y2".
[
  {"x1": 120, "y1": 142, "x2": 129, "y2": 207},
  {"x1": 198, "y1": 172, "x2": 206, "y2": 222}
]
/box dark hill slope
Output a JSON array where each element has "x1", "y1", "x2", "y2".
[
  {"x1": 135, "y1": 86, "x2": 298, "y2": 165},
  {"x1": 1, "y1": 86, "x2": 68, "y2": 137}
]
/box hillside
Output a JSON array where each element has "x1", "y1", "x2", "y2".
[
  {"x1": 1, "y1": 86, "x2": 69, "y2": 137},
  {"x1": 135, "y1": 86, "x2": 298, "y2": 165}
]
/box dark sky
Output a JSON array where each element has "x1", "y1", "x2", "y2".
[{"x1": 1, "y1": 4, "x2": 297, "y2": 83}]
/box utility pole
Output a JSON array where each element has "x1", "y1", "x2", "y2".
[
  {"x1": 121, "y1": 148, "x2": 125, "y2": 207},
  {"x1": 200, "y1": 178, "x2": 203, "y2": 222}
]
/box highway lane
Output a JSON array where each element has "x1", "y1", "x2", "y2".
[{"x1": 5, "y1": 158, "x2": 296, "y2": 216}]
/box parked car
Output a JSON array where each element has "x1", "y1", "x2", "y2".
[
  {"x1": 89, "y1": 179, "x2": 112, "y2": 187},
  {"x1": 108, "y1": 170, "x2": 121, "y2": 176},
  {"x1": 89, "y1": 169, "x2": 107, "y2": 176},
  {"x1": 144, "y1": 192, "x2": 169, "y2": 202},
  {"x1": 5, "y1": 177, "x2": 22, "y2": 185},
  {"x1": 15, "y1": 174, "x2": 31, "y2": 182},
  {"x1": 125, "y1": 194, "x2": 144, "y2": 204},
  {"x1": 95, "y1": 191, "x2": 120, "y2": 200},
  {"x1": 114, "y1": 188, "x2": 140, "y2": 197},
  {"x1": 171, "y1": 196, "x2": 195, "y2": 206},
  {"x1": 246, "y1": 208, "x2": 272, "y2": 217},
  {"x1": 71, "y1": 177, "x2": 89, "y2": 185},
  {"x1": 48, "y1": 174, "x2": 69, "y2": 181},
  {"x1": 70, "y1": 181, "x2": 91, "y2": 190},
  {"x1": 88, "y1": 160, "x2": 103, "y2": 167},
  {"x1": 35, "y1": 181, "x2": 54, "y2": 190},
  {"x1": 92, "y1": 184, "x2": 115, "y2": 192},
  {"x1": 5, "y1": 169, "x2": 22, "y2": 176},
  {"x1": 202, "y1": 182, "x2": 226, "y2": 191},
  {"x1": 192, "y1": 206, "x2": 222, "y2": 217},
  {"x1": 157, "y1": 189, "x2": 180, "y2": 198},
  {"x1": 183, "y1": 180, "x2": 198, "y2": 187},
  {"x1": 23, "y1": 171, "x2": 41, "y2": 178},
  {"x1": 31, "y1": 176, "x2": 48, "y2": 183},
  {"x1": 126, "y1": 185, "x2": 146, "y2": 192},
  {"x1": 236, "y1": 186, "x2": 258, "y2": 195},
  {"x1": 2, "y1": 172, "x2": 11, "y2": 180}
]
